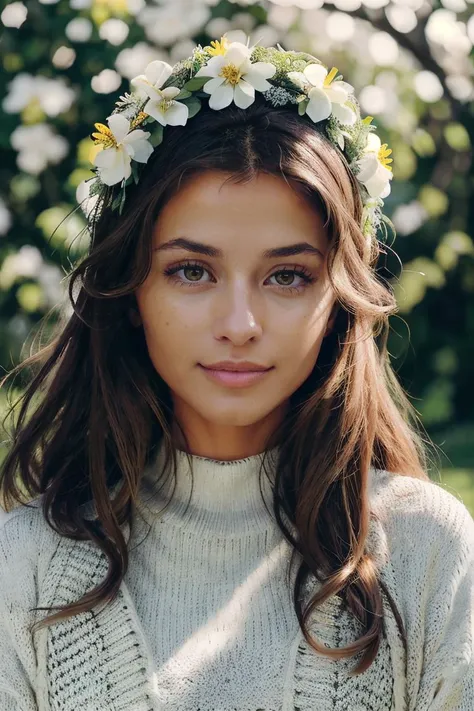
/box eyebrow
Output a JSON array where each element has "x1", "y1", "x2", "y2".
[{"x1": 153, "y1": 237, "x2": 324, "y2": 259}]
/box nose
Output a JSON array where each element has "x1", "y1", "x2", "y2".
[{"x1": 213, "y1": 278, "x2": 263, "y2": 345}]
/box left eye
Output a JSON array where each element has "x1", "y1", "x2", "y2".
[{"x1": 163, "y1": 262, "x2": 316, "y2": 293}]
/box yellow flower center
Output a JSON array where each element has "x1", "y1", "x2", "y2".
[
  {"x1": 220, "y1": 64, "x2": 243, "y2": 86},
  {"x1": 378, "y1": 143, "x2": 393, "y2": 171},
  {"x1": 92, "y1": 122, "x2": 117, "y2": 149},
  {"x1": 323, "y1": 66, "x2": 339, "y2": 88},
  {"x1": 208, "y1": 37, "x2": 230, "y2": 56}
]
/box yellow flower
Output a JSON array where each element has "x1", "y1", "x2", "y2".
[{"x1": 207, "y1": 36, "x2": 230, "y2": 57}]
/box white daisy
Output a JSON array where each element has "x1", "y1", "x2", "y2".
[
  {"x1": 194, "y1": 40, "x2": 276, "y2": 110},
  {"x1": 92, "y1": 113, "x2": 153, "y2": 186},
  {"x1": 355, "y1": 133, "x2": 393, "y2": 199},
  {"x1": 130, "y1": 60, "x2": 189, "y2": 127},
  {"x1": 287, "y1": 64, "x2": 357, "y2": 126}
]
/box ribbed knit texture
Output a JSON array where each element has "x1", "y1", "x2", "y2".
[{"x1": 0, "y1": 445, "x2": 473, "y2": 711}]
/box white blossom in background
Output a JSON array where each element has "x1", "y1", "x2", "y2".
[
  {"x1": 10, "y1": 123, "x2": 69, "y2": 175},
  {"x1": 0, "y1": 246, "x2": 44, "y2": 287},
  {"x1": 414, "y1": 71, "x2": 444, "y2": 102},
  {"x1": 3, "y1": 74, "x2": 76, "y2": 117},
  {"x1": 115, "y1": 42, "x2": 166, "y2": 80},
  {"x1": 52, "y1": 46, "x2": 76, "y2": 69},
  {"x1": 99, "y1": 19, "x2": 130, "y2": 46},
  {"x1": 37, "y1": 263, "x2": 67, "y2": 307},
  {"x1": 39, "y1": 0, "x2": 60, "y2": 4},
  {"x1": 137, "y1": 1, "x2": 211, "y2": 45},
  {"x1": 69, "y1": 0, "x2": 92, "y2": 8},
  {"x1": 91, "y1": 69, "x2": 122, "y2": 94},
  {"x1": 65, "y1": 17, "x2": 93, "y2": 42},
  {"x1": 1, "y1": 1, "x2": 28, "y2": 28},
  {"x1": 169, "y1": 38, "x2": 199, "y2": 64},
  {"x1": 0, "y1": 197, "x2": 13, "y2": 236},
  {"x1": 126, "y1": 0, "x2": 146, "y2": 14},
  {"x1": 249, "y1": 24, "x2": 280, "y2": 47},
  {"x1": 392, "y1": 201, "x2": 429, "y2": 236}
]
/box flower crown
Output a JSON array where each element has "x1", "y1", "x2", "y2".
[{"x1": 85, "y1": 35, "x2": 394, "y2": 242}]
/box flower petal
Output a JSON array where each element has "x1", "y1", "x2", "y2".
[
  {"x1": 143, "y1": 101, "x2": 168, "y2": 126},
  {"x1": 203, "y1": 76, "x2": 225, "y2": 94},
  {"x1": 224, "y1": 43, "x2": 251, "y2": 66},
  {"x1": 366, "y1": 132, "x2": 381, "y2": 153},
  {"x1": 356, "y1": 154, "x2": 378, "y2": 182},
  {"x1": 107, "y1": 113, "x2": 130, "y2": 144},
  {"x1": 243, "y1": 66, "x2": 274, "y2": 92},
  {"x1": 234, "y1": 80, "x2": 255, "y2": 109},
  {"x1": 145, "y1": 60, "x2": 173, "y2": 89},
  {"x1": 325, "y1": 83, "x2": 351, "y2": 104},
  {"x1": 303, "y1": 63, "x2": 328, "y2": 88},
  {"x1": 208, "y1": 83, "x2": 234, "y2": 110},
  {"x1": 331, "y1": 101, "x2": 357, "y2": 125},
  {"x1": 93, "y1": 147, "x2": 117, "y2": 169},
  {"x1": 128, "y1": 138, "x2": 153, "y2": 163},
  {"x1": 305, "y1": 88, "x2": 332, "y2": 123},
  {"x1": 161, "y1": 86, "x2": 181, "y2": 100},
  {"x1": 163, "y1": 101, "x2": 189, "y2": 126},
  {"x1": 97, "y1": 149, "x2": 130, "y2": 186},
  {"x1": 195, "y1": 55, "x2": 226, "y2": 78}
]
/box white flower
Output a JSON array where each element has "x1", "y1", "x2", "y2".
[
  {"x1": 3, "y1": 73, "x2": 76, "y2": 117},
  {"x1": 10, "y1": 123, "x2": 69, "y2": 175},
  {"x1": 287, "y1": 64, "x2": 357, "y2": 126},
  {"x1": 355, "y1": 133, "x2": 393, "y2": 199},
  {"x1": 194, "y1": 40, "x2": 276, "y2": 110},
  {"x1": 130, "y1": 60, "x2": 189, "y2": 127},
  {"x1": 92, "y1": 113, "x2": 153, "y2": 186},
  {"x1": 0, "y1": 197, "x2": 12, "y2": 236}
]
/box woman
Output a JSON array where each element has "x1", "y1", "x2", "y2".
[{"x1": 0, "y1": 36, "x2": 473, "y2": 711}]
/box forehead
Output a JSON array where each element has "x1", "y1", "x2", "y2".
[{"x1": 153, "y1": 171, "x2": 328, "y2": 252}]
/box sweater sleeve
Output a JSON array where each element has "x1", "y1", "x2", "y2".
[
  {"x1": 405, "y1": 486, "x2": 474, "y2": 711},
  {"x1": 0, "y1": 509, "x2": 40, "y2": 710}
]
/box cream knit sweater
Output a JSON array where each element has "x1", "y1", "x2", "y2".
[{"x1": 0, "y1": 445, "x2": 473, "y2": 711}]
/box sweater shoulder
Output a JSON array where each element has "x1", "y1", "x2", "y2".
[
  {"x1": 370, "y1": 468, "x2": 474, "y2": 570},
  {"x1": 0, "y1": 500, "x2": 61, "y2": 598}
]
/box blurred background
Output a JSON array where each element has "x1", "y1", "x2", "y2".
[{"x1": 0, "y1": 0, "x2": 473, "y2": 514}]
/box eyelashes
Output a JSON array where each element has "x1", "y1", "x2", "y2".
[{"x1": 163, "y1": 260, "x2": 317, "y2": 294}]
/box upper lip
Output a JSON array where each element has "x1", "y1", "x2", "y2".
[{"x1": 200, "y1": 360, "x2": 272, "y2": 372}]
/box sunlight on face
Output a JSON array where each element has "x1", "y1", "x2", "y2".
[{"x1": 135, "y1": 170, "x2": 337, "y2": 459}]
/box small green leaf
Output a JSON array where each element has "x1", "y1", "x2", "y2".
[
  {"x1": 183, "y1": 76, "x2": 209, "y2": 91},
  {"x1": 362, "y1": 116, "x2": 374, "y2": 125},
  {"x1": 131, "y1": 162, "x2": 140, "y2": 185},
  {"x1": 182, "y1": 96, "x2": 202, "y2": 119},
  {"x1": 175, "y1": 89, "x2": 192, "y2": 100},
  {"x1": 150, "y1": 124, "x2": 164, "y2": 147}
]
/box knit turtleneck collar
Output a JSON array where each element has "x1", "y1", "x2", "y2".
[{"x1": 136, "y1": 443, "x2": 281, "y2": 536}]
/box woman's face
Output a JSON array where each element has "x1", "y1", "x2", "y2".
[{"x1": 135, "y1": 170, "x2": 337, "y2": 459}]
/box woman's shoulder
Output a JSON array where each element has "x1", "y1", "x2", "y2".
[
  {"x1": 0, "y1": 499, "x2": 60, "y2": 593},
  {"x1": 369, "y1": 467, "x2": 474, "y2": 578}
]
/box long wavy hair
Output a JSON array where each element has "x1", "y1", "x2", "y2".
[{"x1": 0, "y1": 93, "x2": 432, "y2": 676}]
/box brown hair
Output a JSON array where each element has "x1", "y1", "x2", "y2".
[{"x1": 0, "y1": 94, "x2": 431, "y2": 676}]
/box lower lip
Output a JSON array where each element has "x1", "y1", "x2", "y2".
[{"x1": 198, "y1": 365, "x2": 273, "y2": 387}]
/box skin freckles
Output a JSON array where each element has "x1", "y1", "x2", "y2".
[{"x1": 134, "y1": 170, "x2": 338, "y2": 461}]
